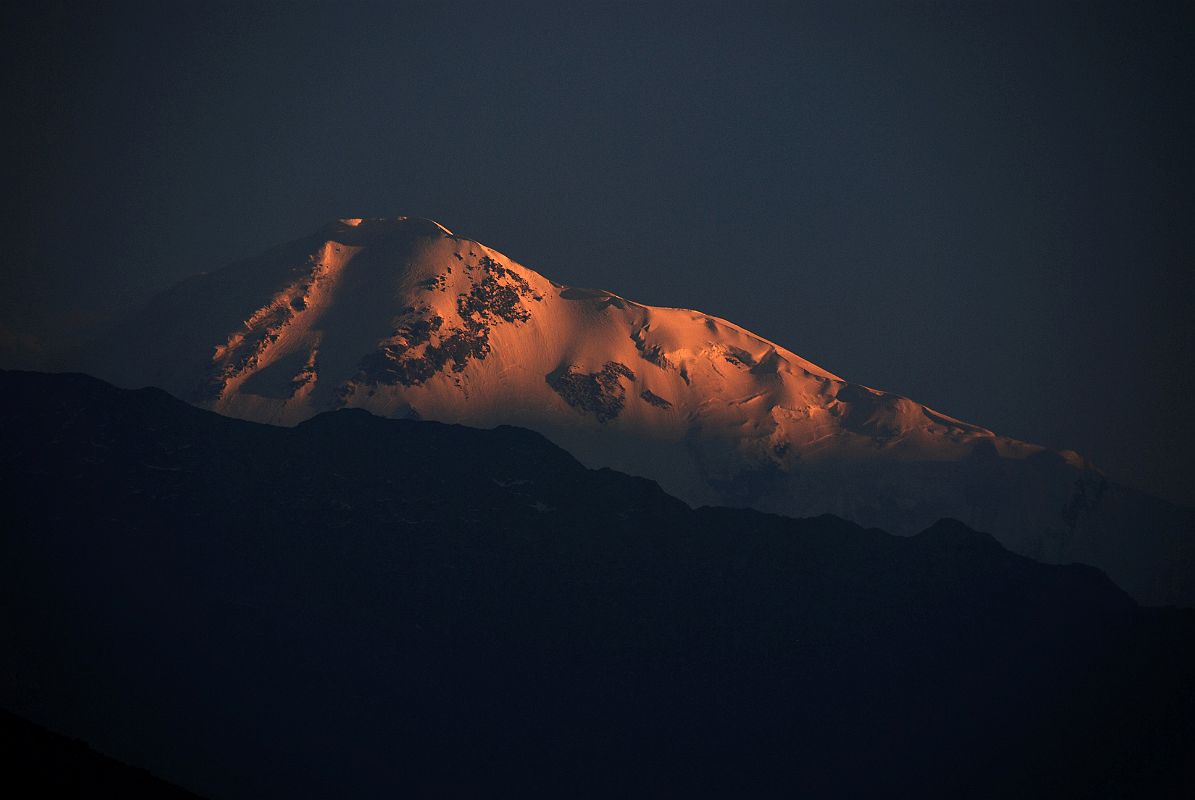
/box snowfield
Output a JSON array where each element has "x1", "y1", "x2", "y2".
[{"x1": 83, "y1": 217, "x2": 1194, "y2": 606}]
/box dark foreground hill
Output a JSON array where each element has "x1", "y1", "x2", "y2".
[
  {"x1": 0, "y1": 709, "x2": 204, "y2": 799},
  {"x1": 1, "y1": 370, "x2": 1192, "y2": 798}
]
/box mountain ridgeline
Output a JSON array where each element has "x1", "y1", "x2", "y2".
[
  {"x1": 1, "y1": 370, "x2": 1193, "y2": 797},
  {"x1": 77, "y1": 217, "x2": 1194, "y2": 606}
]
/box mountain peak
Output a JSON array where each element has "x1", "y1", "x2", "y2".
[{"x1": 320, "y1": 216, "x2": 455, "y2": 243}]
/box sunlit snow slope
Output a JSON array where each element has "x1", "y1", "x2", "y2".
[{"x1": 83, "y1": 217, "x2": 1193, "y2": 605}]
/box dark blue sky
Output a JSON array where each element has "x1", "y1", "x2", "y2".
[{"x1": 3, "y1": 1, "x2": 1192, "y2": 504}]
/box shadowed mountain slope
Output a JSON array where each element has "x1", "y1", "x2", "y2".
[{"x1": 2, "y1": 370, "x2": 1193, "y2": 798}]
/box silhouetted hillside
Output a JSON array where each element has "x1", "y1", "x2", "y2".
[
  {"x1": 0, "y1": 709, "x2": 205, "y2": 799},
  {"x1": 1, "y1": 370, "x2": 1192, "y2": 798}
]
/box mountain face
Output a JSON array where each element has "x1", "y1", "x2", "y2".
[
  {"x1": 3, "y1": 370, "x2": 1194, "y2": 798},
  {"x1": 80, "y1": 217, "x2": 1194, "y2": 605}
]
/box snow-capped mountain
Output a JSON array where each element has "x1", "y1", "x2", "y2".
[{"x1": 81, "y1": 217, "x2": 1193, "y2": 605}]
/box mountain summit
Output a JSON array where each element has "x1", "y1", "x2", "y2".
[{"x1": 82, "y1": 217, "x2": 1193, "y2": 605}]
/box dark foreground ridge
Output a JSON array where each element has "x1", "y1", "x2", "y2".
[
  {"x1": 1, "y1": 370, "x2": 1192, "y2": 798},
  {"x1": 0, "y1": 709, "x2": 205, "y2": 799}
]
